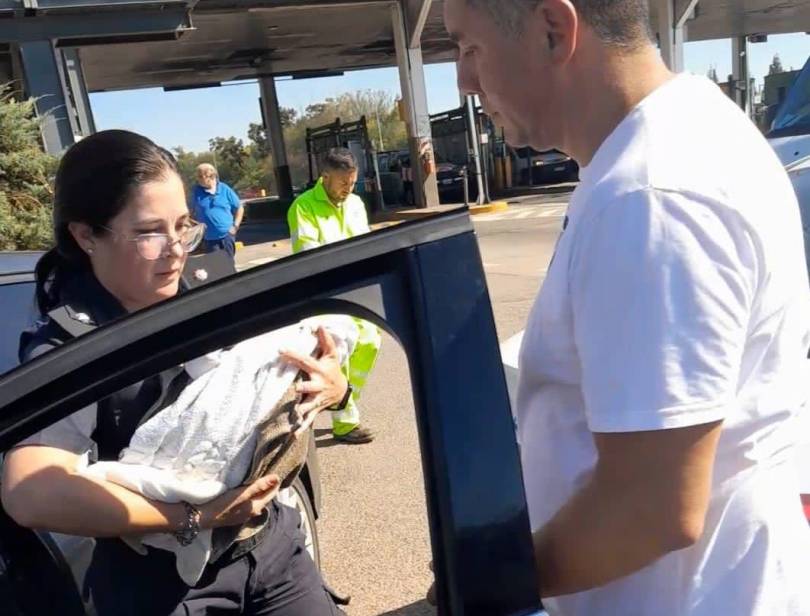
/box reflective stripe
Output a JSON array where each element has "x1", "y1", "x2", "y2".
[{"x1": 286, "y1": 180, "x2": 377, "y2": 433}]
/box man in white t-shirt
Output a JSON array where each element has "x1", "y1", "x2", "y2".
[{"x1": 444, "y1": 1, "x2": 810, "y2": 614}]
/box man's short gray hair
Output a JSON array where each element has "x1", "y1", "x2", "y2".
[
  {"x1": 196, "y1": 163, "x2": 218, "y2": 178},
  {"x1": 467, "y1": 0, "x2": 652, "y2": 48}
]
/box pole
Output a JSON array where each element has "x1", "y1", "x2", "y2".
[
  {"x1": 373, "y1": 94, "x2": 386, "y2": 151},
  {"x1": 465, "y1": 95, "x2": 485, "y2": 205},
  {"x1": 258, "y1": 76, "x2": 294, "y2": 200},
  {"x1": 462, "y1": 167, "x2": 470, "y2": 207},
  {"x1": 478, "y1": 108, "x2": 492, "y2": 202}
]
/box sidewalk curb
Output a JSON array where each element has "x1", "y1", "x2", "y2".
[
  {"x1": 469, "y1": 201, "x2": 509, "y2": 215},
  {"x1": 372, "y1": 201, "x2": 509, "y2": 224}
]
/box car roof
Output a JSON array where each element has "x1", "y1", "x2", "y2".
[{"x1": 0, "y1": 252, "x2": 42, "y2": 277}]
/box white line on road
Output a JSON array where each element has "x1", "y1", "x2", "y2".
[
  {"x1": 246, "y1": 257, "x2": 278, "y2": 267},
  {"x1": 475, "y1": 204, "x2": 567, "y2": 222}
]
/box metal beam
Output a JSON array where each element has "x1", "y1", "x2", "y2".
[
  {"x1": 31, "y1": 0, "x2": 188, "y2": 8},
  {"x1": 393, "y1": 0, "x2": 439, "y2": 208},
  {"x1": 19, "y1": 40, "x2": 75, "y2": 154},
  {"x1": 732, "y1": 36, "x2": 751, "y2": 117},
  {"x1": 406, "y1": 0, "x2": 433, "y2": 49},
  {"x1": 232, "y1": 0, "x2": 393, "y2": 11},
  {"x1": 62, "y1": 48, "x2": 96, "y2": 136},
  {"x1": 656, "y1": 0, "x2": 685, "y2": 72},
  {"x1": 0, "y1": 8, "x2": 193, "y2": 43},
  {"x1": 259, "y1": 77, "x2": 294, "y2": 200},
  {"x1": 675, "y1": 0, "x2": 699, "y2": 28}
]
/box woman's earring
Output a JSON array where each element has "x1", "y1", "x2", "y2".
[{"x1": 87, "y1": 248, "x2": 94, "y2": 255}]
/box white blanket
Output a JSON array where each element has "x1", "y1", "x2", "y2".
[{"x1": 82, "y1": 317, "x2": 357, "y2": 585}]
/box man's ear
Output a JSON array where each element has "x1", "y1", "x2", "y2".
[
  {"x1": 68, "y1": 222, "x2": 96, "y2": 254},
  {"x1": 536, "y1": 0, "x2": 578, "y2": 64}
]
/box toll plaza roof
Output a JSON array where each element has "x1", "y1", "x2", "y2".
[
  {"x1": 9, "y1": 0, "x2": 457, "y2": 92},
  {"x1": 654, "y1": 0, "x2": 810, "y2": 42},
  {"x1": 3, "y1": 0, "x2": 810, "y2": 94}
]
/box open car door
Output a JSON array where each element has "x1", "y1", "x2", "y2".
[{"x1": 0, "y1": 209, "x2": 543, "y2": 616}]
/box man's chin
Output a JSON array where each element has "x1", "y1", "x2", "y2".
[
  {"x1": 502, "y1": 126, "x2": 530, "y2": 149},
  {"x1": 503, "y1": 126, "x2": 554, "y2": 152}
]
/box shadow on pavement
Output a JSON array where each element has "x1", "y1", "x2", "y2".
[
  {"x1": 314, "y1": 428, "x2": 344, "y2": 449},
  {"x1": 499, "y1": 182, "x2": 577, "y2": 201},
  {"x1": 237, "y1": 221, "x2": 289, "y2": 246},
  {"x1": 377, "y1": 600, "x2": 435, "y2": 616}
]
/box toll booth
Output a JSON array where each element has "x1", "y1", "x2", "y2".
[
  {"x1": 429, "y1": 105, "x2": 506, "y2": 200},
  {"x1": 430, "y1": 104, "x2": 579, "y2": 196},
  {"x1": 305, "y1": 115, "x2": 384, "y2": 213}
]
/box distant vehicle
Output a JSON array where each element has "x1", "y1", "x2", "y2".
[
  {"x1": 517, "y1": 148, "x2": 579, "y2": 186},
  {"x1": 239, "y1": 187, "x2": 266, "y2": 200},
  {"x1": 378, "y1": 150, "x2": 480, "y2": 205},
  {"x1": 767, "y1": 56, "x2": 810, "y2": 279},
  {"x1": 436, "y1": 160, "x2": 479, "y2": 204}
]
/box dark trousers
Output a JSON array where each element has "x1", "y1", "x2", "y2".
[
  {"x1": 86, "y1": 502, "x2": 344, "y2": 616},
  {"x1": 204, "y1": 234, "x2": 236, "y2": 259},
  {"x1": 403, "y1": 181, "x2": 414, "y2": 206}
]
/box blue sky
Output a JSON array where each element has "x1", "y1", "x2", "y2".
[{"x1": 90, "y1": 32, "x2": 810, "y2": 153}]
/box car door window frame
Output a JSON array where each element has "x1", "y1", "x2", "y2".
[{"x1": 0, "y1": 209, "x2": 542, "y2": 616}]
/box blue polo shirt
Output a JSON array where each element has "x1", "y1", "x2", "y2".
[{"x1": 191, "y1": 181, "x2": 241, "y2": 241}]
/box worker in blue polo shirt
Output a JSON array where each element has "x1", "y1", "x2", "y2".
[{"x1": 191, "y1": 163, "x2": 244, "y2": 259}]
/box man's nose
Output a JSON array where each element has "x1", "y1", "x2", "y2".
[{"x1": 457, "y1": 56, "x2": 482, "y2": 97}]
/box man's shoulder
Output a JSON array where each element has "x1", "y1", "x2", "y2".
[
  {"x1": 347, "y1": 193, "x2": 367, "y2": 212},
  {"x1": 290, "y1": 186, "x2": 323, "y2": 211},
  {"x1": 219, "y1": 182, "x2": 238, "y2": 196},
  {"x1": 583, "y1": 78, "x2": 777, "y2": 214}
]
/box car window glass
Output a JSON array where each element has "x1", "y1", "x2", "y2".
[
  {"x1": 10, "y1": 304, "x2": 430, "y2": 613},
  {"x1": 771, "y1": 59, "x2": 810, "y2": 135},
  {"x1": 0, "y1": 281, "x2": 37, "y2": 376}
]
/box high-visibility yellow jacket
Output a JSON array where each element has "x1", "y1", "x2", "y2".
[{"x1": 288, "y1": 178, "x2": 369, "y2": 252}]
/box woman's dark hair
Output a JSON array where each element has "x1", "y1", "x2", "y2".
[{"x1": 35, "y1": 129, "x2": 179, "y2": 314}]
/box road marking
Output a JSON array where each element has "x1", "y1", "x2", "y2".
[
  {"x1": 474, "y1": 204, "x2": 567, "y2": 222},
  {"x1": 246, "y1": 256, "x2": 278, "y2": 268}
]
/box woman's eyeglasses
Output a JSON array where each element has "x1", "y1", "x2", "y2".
[{"x1": 101, "y1": 221, "x2": 206, "y2": 261}]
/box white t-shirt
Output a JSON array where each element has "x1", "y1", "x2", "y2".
[{"x1": 517, "y1": 74, "x2": 810, "y2": 615}]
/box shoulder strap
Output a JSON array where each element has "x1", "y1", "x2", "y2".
[{"x1": 47, "y1": 305, "x2": 97, "y2": 339}]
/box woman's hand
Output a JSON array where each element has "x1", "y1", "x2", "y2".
[
  {"x1": 280, "y1": 325, "x2": 349, "y2": 437},
  {"x1": 199, "y1": 474, "x2": 280, "y2": 529}
]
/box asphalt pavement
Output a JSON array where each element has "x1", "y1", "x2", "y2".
[{"x1": 234, "y1": 191, "x2": 571, "y2": 615}]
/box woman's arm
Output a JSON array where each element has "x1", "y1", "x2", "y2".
[{"x1": 2, "y1": 445, "x2": 280, "y2": 536}]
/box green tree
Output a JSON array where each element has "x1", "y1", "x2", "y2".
[
  {"x1": 235, "y1": 154, "x2": 276, "y2": 194},
  {"x1": 208, "y1": 136, "x2": 249, "y2": 185},
  {"x1": 247, "y1": 123, "x2": 271, "y2": 159},
  {"x1": 249, "y1": 109, "x2": 296, "y2": 159},
  {"x1": 172, "y1": 146, "x2": 215, "y2": 189},
  {"x1": 0, "y1": 84, "x2": 56, "y2": 250},
  {"x1": 170, "y1": 90, "x2": 409, "y2": 195},
  {"x1": 278, "y1": 89, "x2": 408, "y2": 187}
]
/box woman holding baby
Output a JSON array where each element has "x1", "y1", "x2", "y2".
[{"x1": 1, "y1": 130, "x2": 348, "y2": 615}]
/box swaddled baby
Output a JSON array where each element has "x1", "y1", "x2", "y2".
[{"x1": 82, "y1": 316, "x2": 358, "y2": 584}]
